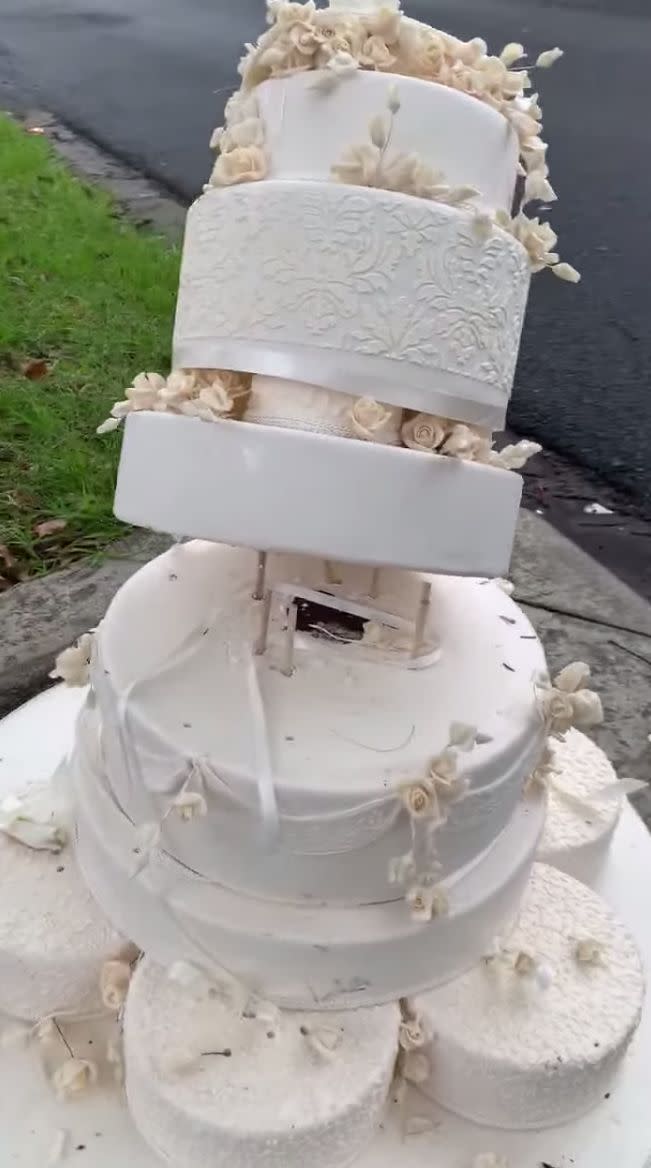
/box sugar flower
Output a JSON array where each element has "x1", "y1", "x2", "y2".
[
  {"x1": 406, "y1": 883, "x2": 449, "y2": 922},
  {"x1": 350, "y1": 396, "x2": 398, "y2": 443},
  {"x1": 401, "y1": 413, "x2": 447, "y2": 452},
  {"x1": 52, "y1": 1057, "x2": 98, "y2": 1100},
  {"x1": 50, "y1": 632, "x2": 93, "y2": 687},
  {"x1": 100, "y1": 959, "x2": 133, "y2": 1011}
]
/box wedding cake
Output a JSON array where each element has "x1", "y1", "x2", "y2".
[{"x1": 0, "y1": 2, "x2": 645, "y2": 1166}]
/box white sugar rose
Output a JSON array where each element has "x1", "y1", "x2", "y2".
[
  {"x1": 401, "y1": 413, "x2": 447, "y2": 452},
  {"x1": 50, "y1": 632, "x2": 93, "y2": 687},
  {"x1": 442, "y1": 423, "x2": 482, "y2": 459},
  {"x1": 541, "y1": 688, "x2": 575, "y2": 736},
  {"x1": 52, "y1": 1057, "x2": 98, "y2": 1100},
  {"x1": 125, "y1": 371, "x2": 166, "y2": 410},
  {"x1": 220, "y1": 117, "x2": 265, "y2": 151},
  {"x1": 331, "y1": 142, "x2": 381, "y2": 185},
  {"x1": 554, "y1": 660, "x2": 591, "y2": 693},
  {"x1": 398, "y1": 1018, "x2": 427, "y2": 1051},
  {"x1": 359, "y1": 34, "x2": 396, "y2": 69},
  {"x1": 350, "y1": 396, "x2": 397, "y2": 442},
  {"x1": 401, "y1": 1050, "x2": 430, "y2": 1084},
  {"x1": 287, "y1": 19, "x2": 322, "y2": 55},
  {"x1": 100, "y1": 959, "x2": 133, "y2": 1011},
  {"x1": 210, "y1": 145, "x2": 267, "y2": 186},
  {"x1": 570, "y1": 688, "x2": 604, "y2": 730},
  {"x1": 399, "y1": 780, "x2": 436, "y2": 819}
]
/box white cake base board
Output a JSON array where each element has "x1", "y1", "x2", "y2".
[{"x1": 0, "y1": 685, "x2": 650, "y2": 1168}]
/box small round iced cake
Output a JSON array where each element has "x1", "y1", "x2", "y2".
[
  {"x1": 0, "y1": 790, "x2": 130, "y2": 1020},
  {"x1": 537, "y1": 729, "x2": 622, "y2": 884},
  {"x1": 415, "y1": 863, "x2": 644, "y2": 1130},
  {"x1": 125, "y1": 957, "x2": 399, "y2": 1168}
]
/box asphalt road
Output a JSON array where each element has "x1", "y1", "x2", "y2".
[{"x1": 1, "y1": 0, "x2": 651, "y2": 512}]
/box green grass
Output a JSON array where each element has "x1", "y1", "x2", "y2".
[{"x1": 0, "y1": 114, "x2": 180, "y2": 581}]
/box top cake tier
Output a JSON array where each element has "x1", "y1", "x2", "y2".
[{"x1": 256, "y1": 70, "x2": 519, "y2": 213}]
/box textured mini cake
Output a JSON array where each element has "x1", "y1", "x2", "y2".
[
  {"x1": 124, "y1": 956, "x2": 400, "y2": 1168},
  {"x1": 0, "y1": 784, "x2": 130, "y2": 1021},
  {"x1": 537, "y1": 729, "x2": 623, "y2": 885},
  {"x1": 414, "y1": 863, "x2": 644, "y2": 1129}
]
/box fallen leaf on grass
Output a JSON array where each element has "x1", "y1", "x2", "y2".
[
  {"x1": 34, "y1": 519, "x2": 67, "y2": 538},
  {"x1": 0, "y1": 545, "x2": 17, "y2": 571},
  {"x1": 21, "y1": 358, "x2": 50, "y2": 380}
]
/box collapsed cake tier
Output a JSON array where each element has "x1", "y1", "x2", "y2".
[
  {"x1": 173, "y1": 182, "x2": 530, "y2": 429},
  {"x1": 71, "y1": 540, "x2": 547, "y2": 1007},
  {"x1": 114, "y1": 411, "x2": 523, "y2": 576}
]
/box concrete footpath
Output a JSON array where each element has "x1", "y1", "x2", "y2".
[{"x1": 1, "y1": 510, "x2": 649, "y2": 826}]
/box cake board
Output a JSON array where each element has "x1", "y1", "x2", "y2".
[{"x1": 0, "y1": 685, "x2": 649, "y2": 1168}]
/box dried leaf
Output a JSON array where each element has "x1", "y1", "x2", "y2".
[
  {"x1": 0, "y1": 544, "x2": 17, "y2": 570},
  {"x1": 21, "y1": 358, "x2": 50, "y2": 380},
  {"x1": 34, "y1": 518, "x2": 67, "y2": 538}
]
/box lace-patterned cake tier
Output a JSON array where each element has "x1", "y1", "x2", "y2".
[
  {"x1": 85, "y1": 541, "x2": 546, "y2": 906},
  {"x1": 124, "y1": 957, "x2": 399, "y2": 1168},
  {"x1": 172, "y1": 183, "x2": 530, "y2": 429},
  {"x1": 537, "y1": 729, "x2": 623, "y2": 886},
  {"x1": 114, "y1": 413, "x2": 523, "y2": 577},
  {"x1": 415, "y1": 863, "x2": 645, "y2": 1129}
]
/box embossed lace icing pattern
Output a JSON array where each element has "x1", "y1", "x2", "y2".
[{"x1": 175, "y1": 187, "x2": 530, "y2": 394}]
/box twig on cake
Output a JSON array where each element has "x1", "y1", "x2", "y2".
[{"x1": 330, "y1": 724, "x2": 416, "y2": 753}]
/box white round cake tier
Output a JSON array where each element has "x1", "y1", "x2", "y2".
[
  {"x1": 414, "y1": 863, "x2": 645, "y2": 1130},
  {"x1": 172, "y1": 182, "x2": 530, "y2": 429},
  {"x1": 87, "y1": 541, "x2": 545, "y2": 904},
  {"x1": 0, "y1": 790, "x2": 129, "y2": 1021},
  {"x1": 114, "y1": 414, "x2": 523, "y2": 577},
  {"x1": 124, "y1": 957, "x2": 399, "y2": 1168},
  {"x1": 257, "y1": 70, "x2": 518, "y2": 212},
  {"x1": 72, "y1": 734, "x2": 545, "y2": 1008},
  {"x1": 537, "y1": 729, "x2": 622, "y2": 885}
]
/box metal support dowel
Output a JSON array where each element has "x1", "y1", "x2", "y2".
[
  {"x1": 369, "y1": 567, "x2": 380, "y2": 599},
  {"x1": 281, "y1": 602, "x2": 298, "y2": 677},
  {"x1": 411, "y1": 582, "x2": 432, "y2": 658},
  {"x1": 255, "y1": 589, "x2": 272, "y2": 656},
  {"x1": 253, "y1": 551, "x2": 267, "y2": 601}
]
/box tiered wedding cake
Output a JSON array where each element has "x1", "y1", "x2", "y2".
[{"x1": 0, "y1": 2, "x2": 645, "y2": 1165}]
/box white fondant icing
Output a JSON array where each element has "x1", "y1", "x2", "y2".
[
  {"x1": 0, "y1": 798, "x2": 129, "y2": 1021},
  {"x1": 72, "y1": 725, "x2": 545, "y2": 1008},
  {"x1": 244, "y1": 374, "x2": 402, "y2": 443},
  {"x1": 172, "y1": 183, "x2": 530, "y2": 428},
  {"x1": 257, "y1": 70, "x2": 519, "y2": 213},
  {"x1": 114, "y1": 415, "x2": 523, "y2": 577},
  {"x1": 124, "y1": 956, "x2": 399, "y2": 1168},
  {"x1": 537, "y1": 729, "x2": 622, "y2": 885},
  {"x1": 87, "y1": 543, "x2": 545, "y2": 903},
  {"x1": 415, "y1": 863, "x2": 645, "y2": 1129}
]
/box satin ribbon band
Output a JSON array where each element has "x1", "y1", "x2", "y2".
[{"x1": 172, "y1": 337, "x2": 508, "y2": 430}]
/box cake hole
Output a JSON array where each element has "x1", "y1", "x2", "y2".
[
  {"x1": 266, "y1": 1030, "x2": 275, "y2": 1039},
  {"x1": 56, "y1": 866, "x2": 64, "y2": 873},
  {"x1": 242, "y1": 1008, "x2": 257, "y2": 1019},
  {"x1": 295, "y1": 598, "x2": 365, "y2": 643},
  {"x1": 299, "y1": 1025, "x2": 309, "y2": 1036}
]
